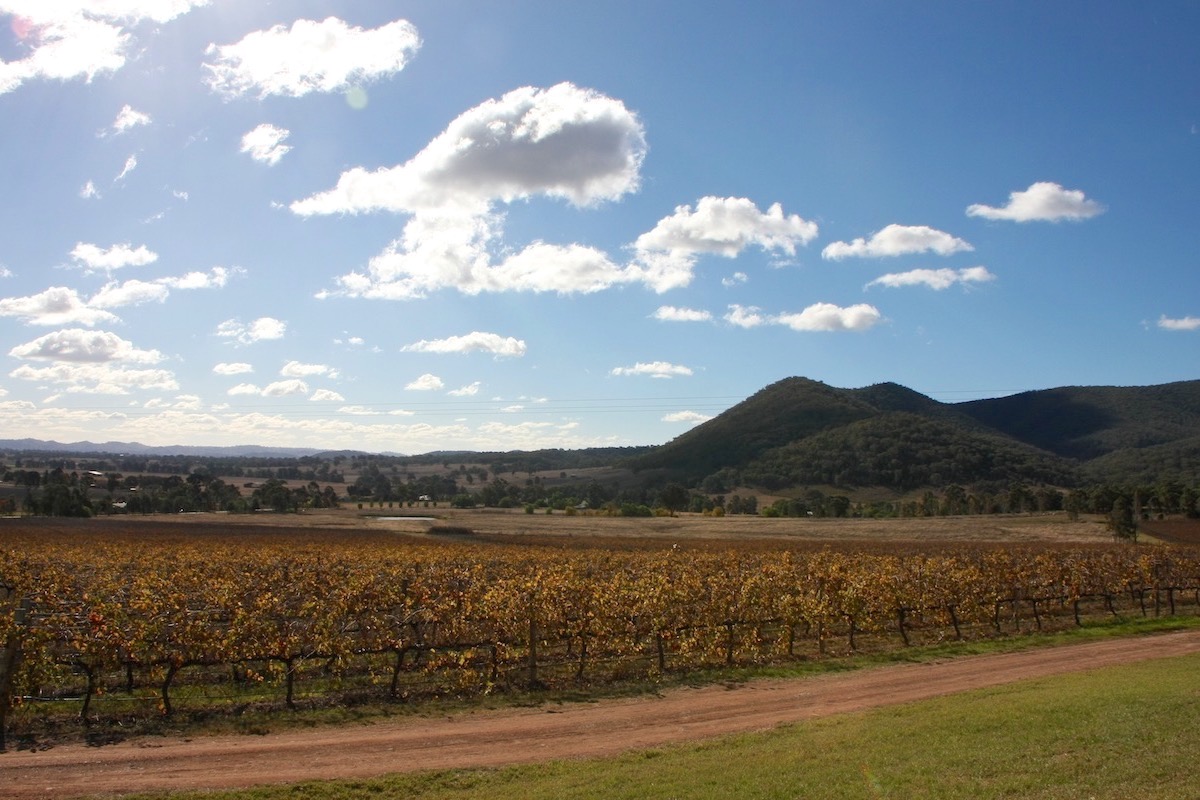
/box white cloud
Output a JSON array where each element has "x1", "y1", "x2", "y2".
[
  {"x1": 281, "y1": 360, "x2": 332, "y2": 378},
  {"x1": 216, "y1": 317, "x2": 286, "y2": 344},
  {"x1": 0, "y1": 286, "x2": 119, "y2": 326},
  {"x1": 653, "y1": 305, "x2": 712, "y2": 322},
  {"x1": 160, "y1": 266, "x2": 237, "y2": 289},
  {"x1": 401, "y1": 331, "x2": 527, "y2": 357},
  {"x1": 8, "y1": 362, "x2": 177, "y2": 394},
  {"x1": 610, "y1": 361, "x2": 693, "y2": 379},
  {"x1": 338, "y1": 405, "x2": 382, "y2": 416},
  {"x1": 294, "y1": 82, "x2": 643, "y2": 216},
  {"x1": 310, "y1": 389, "x2": 345, "y2": 402},
  {"x1": 0, "y1": 267, "x2": 12, "y2": 278},
  {"x1": 866, "y1": 266, "x2": 996, "y2": 290},
  {"x1": 1158, "y1": 315, "x2": 1200, "y2": 331},
  {"x1": 108, "y1": 104, "x2": 150, "y2": 135},
  {"x1": 966, "y1": 182, "x2": 1105, "y2": 222},
  {"x1": 295, "y1": 83, "x2": 652, "y2": 300},
  {"x1": 448, "y1": 381, "x2": 482, "y2": 397},
  {"x1": 9, "y1": 328, "x2": 164, "y2": 363},
  {"x1": 822, "y1": 224, "x2": 973, "y2": 260},
  {"x1": 226, "y1": 380, "x2": 309, "y2": 397},
  {"x1": 406, "y1": 373, "x2": 444, "y2": 391},
  {"x1": 213, "y1": 362, "x2": 253, "y2": 375},
  {"x1": 501, "y1": 404, "x2": 525, "y2": 413},
  {"x1": 635, "y1": 197, "x2": 818, "y2": 257},
  {"x1": 144, "y1": 394, "x2": 201, "y2": 411},
  {"x1": 204, "y1": 16, "x2": 421, "y2": 99},
  {"x1": 0, "y1": 2, "x2": 207, "y2": 94},
  {"x1": 262, "y1": 379, "x2": 308, "y2": 397},
  {"x1": 722, "y1": 271, "x2": 749, "y2": 287},
  {"x1": 724, "y1": 304, "x2": 766, "y2": 328},
  {"x1": 70, "y1": 242, "x2": 157, "y2": 271},
  {"x1": 115, "y1": 154, "x2": 138, "y2": 182},
  {"x1": 662, "y1": 410, "x2": 713, "y2": 424},
  {"x1": 774, "y1": 303, "x2": 882, "y2": 332},
  {"x1": 79, "y1": 180, "x2": 100, "y2": 199},
  {"x1": 87, "y1": 279, "x2": 170, "y2": 308},
  {"x1": 629, "y1": 198, "x2": 817, "y2": 293},
  {"x1": 240, "y1": 123, "x2": 291, "y2": 166}
]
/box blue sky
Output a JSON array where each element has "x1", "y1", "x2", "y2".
[{"x1": 1, "y1": 1, "x2": 1197, "y2": 453}]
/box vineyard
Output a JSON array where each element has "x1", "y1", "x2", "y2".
[{"x1": 3, "y1": 522, "x2": 1200, "y2": 748}]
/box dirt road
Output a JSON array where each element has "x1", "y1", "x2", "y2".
[{"x1": 5, "y1": 629, "x2": 1200, "y2": 799}]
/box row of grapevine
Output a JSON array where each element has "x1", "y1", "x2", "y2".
[{"x1": 2, "y1": 532, "x2": 1199, "y2": 741}]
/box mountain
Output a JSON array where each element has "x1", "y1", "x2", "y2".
[
  {"x1": 0, "y1": 439, "x2": 326, "y2": 458},
  {"x1": 628, "y1": 377, "x2": 1200, "y2": 491}
]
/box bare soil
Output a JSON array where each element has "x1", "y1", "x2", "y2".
[{"x1": 4, "y1": 629, "x2": 1199, "y2": 799}]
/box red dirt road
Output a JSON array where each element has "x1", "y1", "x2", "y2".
[{"x1": 5, "y1": 630, "x2": 1200, "y2": 799}]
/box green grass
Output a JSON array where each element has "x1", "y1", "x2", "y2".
[{"x1": 128, "y1": 645, "x2": 1200, "y2": 800}]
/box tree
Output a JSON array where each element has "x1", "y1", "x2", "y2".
[
  {"x1": 1108, "y1": 497, "x2": 1138, "y2": 542},
  {"x1": 658, "y1": 483, "x2": 690, "y2": 515}
]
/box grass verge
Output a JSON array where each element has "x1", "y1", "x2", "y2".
[{"x1": 127, "y1": 646, "x2": 1200, "y2": 800}]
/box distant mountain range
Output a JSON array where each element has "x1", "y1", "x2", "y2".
[
  {"x1": 5, "y1": 377, "x2": 1199, "y2": 492},
  {"x1": 627, "y1": 377, "x2": 1200, "y2": 490},
  {"x1": 0, "y1": 439, "x2": 333, "y2": 459}
]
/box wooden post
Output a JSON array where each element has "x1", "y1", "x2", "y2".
[{"x1": 1, "y1": 598, "x2": 34, "y2": 753}]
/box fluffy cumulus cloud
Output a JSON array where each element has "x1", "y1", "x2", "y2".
[
  {"x1": 87, "y1": 279, "x2": 170, "y2": 308},
  {"x1": 280, "y1": 361, "x2": 334, "y2": 378},
  {"x1": 70, "y1": 242, "x2": 157, "y2": 272},
  {"x1": 1, "y1": 268, "x2": 234, "y2": 326},
  {"x1": 724, "y1": 304, "x2": 766, "y2": 328},
  {"x1": 213, "y1": 362, "x2": 253, "y2": 375},
  {"x1": 1158, "y1": 315, "x2": 1200, "y2": 331},
  {"x1": 635, "y1": 197, "x2": 818, "y2": 258},
  {"x1": 966, "y1": 182, "x2": 1105, "y2": 222},
  {"x1": 8, "y1": 328, "x2": 163, "y2": 363},
  {"x1": 296, "y1": 83, "x2": 657, "y2": 299},
  {"x1": 629, "y1": 197, "x2": 818, "y2": 292},
  {"x1": 262, "y1": 379, "x2": 308, "y2": 397},
  {"x1": 240, "y1": 123, "x2": 291, "y2": 166},
  {"x1": 295, "y1": 82, "x2": 644, "y2": 216},
  {"x1": 866, "y1": 266, "x2": 996, "y2": 290},
  {"x1": 310, "y1": 389, "x2": 345, "y2": 402},
  {"x1": 401, "y1": 331, "x2": 527, "y2": 357},
  {"x1": 653, "y1": 305, "x2": 712, "y2": 322},
  {"x1": 226, "y1": 380, "x2": 309, "y2": 398},
  {"x1": 216, "y1": 317, "x2": 286, "y2": 344},
  {"x1": 774, "y1": 303, "x2": 882, "y2": 332},
  {"x1": 8, "y1": 362, "x2": 177, "y2": 394},
  {"x1": 0, "y1": 286, "x2": 119, "y2": 326},
  {"x1": 448, "y1": 381, "x2": 481, "y2": 397},
  {"x1": 722, "y1": 301, "x2": 882, "y2": 333},
  {"x1": 405, "y1": 373, "x2": 444, "y2": 391},
  {"x1": 6, "y1": 327, "x2": 176, "y2": 394},
  {"x1": 610, "y1": 361, "x2": 693, "y2": 379},
  {"x1": 204, "y1": 16, "x2": 421, "y2": 98},
  {"x1": 822, "y1": 224, "x2": 973, "y2": 260},
  {"x1": 0, "y1": 1, "x2": 209, "y2": 94}
]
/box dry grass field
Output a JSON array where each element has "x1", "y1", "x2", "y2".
[{"x1": 49, "y1": 506, "x2": 1118, "y2": 548}]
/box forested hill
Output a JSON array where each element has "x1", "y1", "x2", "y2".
[{"x1": 627, "y1": 377, "x2": 1200, "y2": 491}]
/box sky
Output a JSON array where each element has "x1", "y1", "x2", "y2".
[{"x1": 0, "y1": 1, "x2": 1198, "y2": 454}]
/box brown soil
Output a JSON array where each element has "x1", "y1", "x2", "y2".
[{"x1": 4, "y1": 629, "x2": 1199, "y2": 799}]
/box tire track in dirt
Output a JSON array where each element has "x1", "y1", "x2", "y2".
[{"x1": 4, "y1": 629, "x2": 1200, "y2": 799}]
